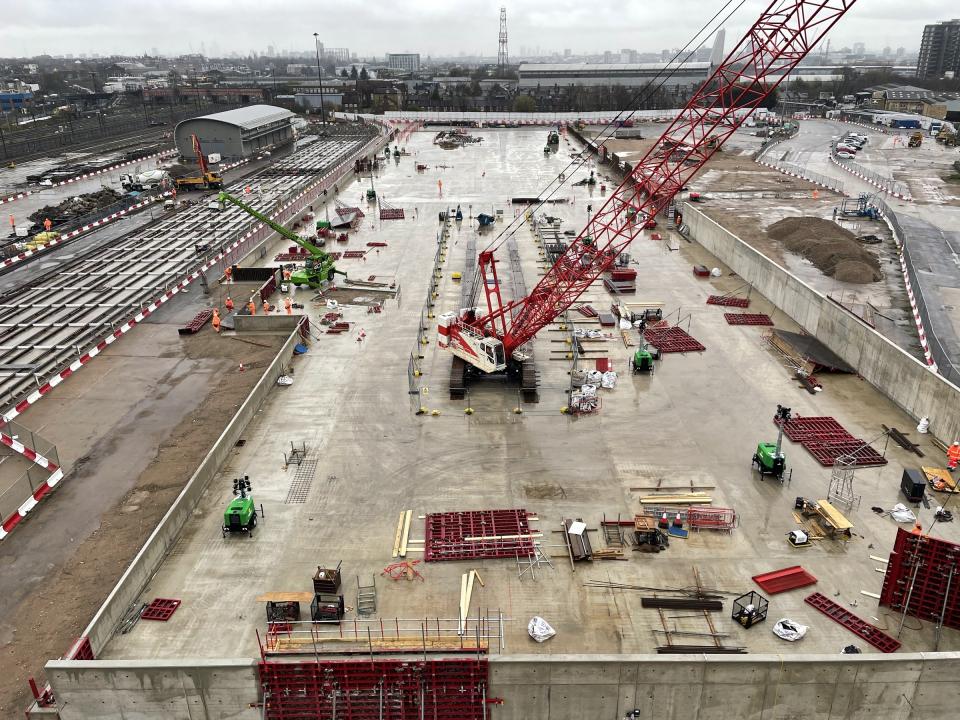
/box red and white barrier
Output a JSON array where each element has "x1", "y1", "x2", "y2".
[
  {"x1": 0, "y1": 432, "x2": 63, "y2": 540},
  {"x1": 0, "y1": 149, "x2": 178, "y2": 207},
  {"x1": 897, "y1": 252, "x2": 938, "y2": 370},
  {"x1": 1, "y1": 192, "x2": 174, "y2": 271},
  {"x1": 829, "y1": 156, "x2": 912, "y2": 200},
  {"x1": 0, "y1": 133, "x2": 386, "y2": 541}
]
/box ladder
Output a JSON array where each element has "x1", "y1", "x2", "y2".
[{"x1": 357, "y1": 575, "x2": 377, "y2": 616}]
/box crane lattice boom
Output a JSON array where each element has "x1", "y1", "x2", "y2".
[{"x1": 442, "y1": 0, "x2": 856, "y2": 372}]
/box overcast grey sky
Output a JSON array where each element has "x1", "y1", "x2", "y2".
[{"x1": 0, "y1": 0, "x2": 945, "y2": 58}]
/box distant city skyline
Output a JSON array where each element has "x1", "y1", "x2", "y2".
[{"x1": 0, "y1": 0, "x2": 941, "y2": 59}]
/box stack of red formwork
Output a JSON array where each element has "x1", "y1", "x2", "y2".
[{"x1": 604, "y1": 267, "x2": 637, "y2": 294}]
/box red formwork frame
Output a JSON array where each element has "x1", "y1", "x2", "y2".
[
  {"x1": 643, "y1": 326, "x2": 706, "y2": 354},
  {"x1": 777, "y1": 415, "x2": 887, "y2": 467},
  {"x1": 460, "y1": 0, "x2": 858, "y2": 360},
  {"x1": 805, "y1": 440, "x2": 888, "y2": 468},
  {"x1": 804, "y1": 592, "x2": 901, "y2": 653},
  {"x1": 424, "y1": 509, "x2": 535, "y2": 562},
  {"x1": 724, "y1": 313, "x2": 774, "y2": 326},
  {"x1": 707, "y1": 295, "x2": 750, "y2": 308},
  {"x1": 258, "y1": 658, "x2": 489, "y2": 720},
  {"x1": 778, "y1": 416, "x2": 849, "y2": 443},
  {"x1": 140, "y1": 598, "x2": 181, "y2": 621},
  {"x1": 880, "y1": 528, "x2": 960, "y2": 631}
]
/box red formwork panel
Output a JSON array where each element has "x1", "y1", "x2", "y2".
[
  {"x1": 777, "y1": 416, "x2": 849, "y2": 443},
  {"x1": 804, "y1": 592, "x2": 901, "y2": 653},
  {"x1": 805, "y1": 440, "x2": 888, "y2": 468},
  {"x1": 880, "y1": 528, "x2": 960, "y2": 631},
  {"x1": 259, "y1": 658, "x2": 489, "y2": 720},
  {"x1": 342, "y1": 250, "x2": 367, "y2": 258},
  {"x1": 380, "y1": 208, "x2": 406, "y2": 220},
  {"x1": 424, "y1": 509, "x2": 534, "y2": 562},
  {"x1": 63, "y1": 636, "x2": 94, "y2": 661},
  {"x1": 178, "y1": 309, "x2": 213, "y2": 335},
  {"x1": 752, "y1": 565, "x2": 817, "y2": 594},
  {"x1": 140, "y1": 598, "x2": 181, "y2": 621},
  {"x1": 643, "y1": 326, "x2": 706, "y2": 354},
  {"x1": 724, "y1": 313, "x2": 774, "y2": 326},
  {"x1": 707, "y1": 295, "x2": 750, "y2": 308}
]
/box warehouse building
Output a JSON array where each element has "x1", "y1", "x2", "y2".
[{"x1": 174, "y1": 104, "x2": 294, "y2": 161}]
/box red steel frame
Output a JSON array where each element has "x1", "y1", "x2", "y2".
[
  {"x1": 880, "y1": 528, "x2": 960, "y2": 631},
  {"x1": 259, "y1": 659, "x2": 489, "y2": 720},
  {"x1": 643, "y1": 326, "x2": 706, "y2": 353},
  {"x1": 424, "y1": 509, "x2": 534, "y2": 562},
  {"x1": 724, "y1": 313, "x2": 774, "y2": 326},
  {"x1": 465, "y1": 0, "x2": 857, "y2": 360},
  {"x1": 707, "y1": 295, "x2": 750, "y2": 308},
  {"x1": 804, "y1": 592, "x2": 901, "y2": 653}
]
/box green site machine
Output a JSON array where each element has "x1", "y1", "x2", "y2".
[
  {"x1": 631, "y1": 342, "x2": 660, "y2": 374},
  {"x1": 223, "y1": 476, "x2": 258, "y2": 537},
  {"x1": 752, "y1": 404, "x2": 791, "y2": 481},
  {"x1": 217, "y1": 192, "x2": 345, "y2": 288}
]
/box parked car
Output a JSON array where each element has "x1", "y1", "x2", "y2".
[
  {"x1": 836, "y1": 150, "x2": 856, "y2": 159},
  {"x1": 836, "y1": 143, "x2": 858, "y2": 153}
]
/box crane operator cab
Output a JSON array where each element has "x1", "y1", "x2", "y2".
[
  {"x1": 437, "y1": 311, "x2": 508, "y2": 373},
  {"x1": 479, "y1": 336, "x2": 506, "y2": 372}
]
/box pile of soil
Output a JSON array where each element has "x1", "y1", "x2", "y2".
[
  {"x1": 768, "y1": 216, "x2": 881, "y2": 283},
  {"x1": 28, "y1": 187, "x2": 123, "y2": 226}
]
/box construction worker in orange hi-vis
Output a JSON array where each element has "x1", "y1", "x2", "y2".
[
  {"x1": 224, "y1": 266, "x2": 233, "y2": 283},
  {"x1": 283, "y1": 268, "x2": 292, "y2": 281},
  {"x1": 948, "y1": 441, "x2": 960, "y2": 472},
  {"x1": 211, "y1": 308, "x2": 221, "y2": 333},
  {"x1": 44, "y1": 218, "x2": 52, "y2": 232},
  {"x1": 284, "y1": 297, "x2": 292, "y2": 315},
  {"x1": 225, "y1": 296, "x2": 234, "y2": 313},
  {"x1": 247, "y1": 300, "x2": 256, "y2": 315},
  {"x1": 262, "y1": 300, "x2": 270, "y2": 315}
]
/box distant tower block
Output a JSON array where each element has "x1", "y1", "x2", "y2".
[{"x1": 498, "y1": 7, "x2": 509, "y2": 70}]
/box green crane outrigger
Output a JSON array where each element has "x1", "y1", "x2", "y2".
[{"x1": 217, "y1": 191, "x2": 345, "y2": 288}]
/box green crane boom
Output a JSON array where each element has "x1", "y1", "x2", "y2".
[{"x1": 217, "y1": 191, "x2": 344, "y2": 287}]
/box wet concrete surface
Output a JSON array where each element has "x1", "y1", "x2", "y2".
[{"x1": 96, "y1": 128, "x2": 960, "y2": 663}]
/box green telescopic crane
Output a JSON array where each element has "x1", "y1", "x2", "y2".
[{"x1": 217, "y1": 191, "x2": 345, "y2": 288}]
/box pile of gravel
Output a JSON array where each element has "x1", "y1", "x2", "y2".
[{"x1": 768, "y1": 216, "x2": 881, "y2": 283}]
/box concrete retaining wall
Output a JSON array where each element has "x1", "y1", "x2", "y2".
[
  {"x1": 684, "y1": 205, "x2": 960, "y2": 445},
  {"x1": 489, "y1": 653, "x2": 960, "y2": 720},
  {"x1": 45, "y1": 660, "x2": 258, "y2": 720},
  {"x1": 45, "y1": 652, "x2": 960, "y2": 719},
  {"x1": 77, "y1": 328, "x2": 301, "y2": 656}
]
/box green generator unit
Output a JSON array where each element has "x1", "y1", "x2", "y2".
[
  {"x1": 752, "y1": 405, "x2": 791, "y2": 481},
  {"x1": 222, "y1": 476, "x2": 258, "y2": 537},
  {"x1": 631, "y1": 344, "x2": 660, "y2": 374}
]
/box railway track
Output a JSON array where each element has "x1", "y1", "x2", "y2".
[{"x1": 0, "y1": 131, "x2": 376, "y2": 407}]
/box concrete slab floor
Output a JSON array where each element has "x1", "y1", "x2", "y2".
[{"x1": 97, "y1": 128, "x2": 960, "y2": 664}]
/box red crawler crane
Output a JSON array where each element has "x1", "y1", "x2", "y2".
[{"x1": 438, "y1": 0, "x2": 857, "y2": 373}]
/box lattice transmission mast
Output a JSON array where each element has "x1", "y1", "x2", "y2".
[{"x1": 498, "y1": 7, "x2": 509, "y2": 70}]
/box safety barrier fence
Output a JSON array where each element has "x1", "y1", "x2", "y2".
[
  {"x1": 0, "y1": 127, "x2": 389, "y2": 542},
  {"x1": 410, "y1": 224, "x2": 448, "y2": 410},
  {"x1": 0, "y1": 148, "x2": 178, "y2": 207},
  {"x1": 830, "y1": 155, "x2": 912, "y2": 199},
  {"x1": 754, "y1": 130, "x2": 846, "y2": 194},
  {"x1": 873, "y1": 196, "x2": 957, "y2": 382}
]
